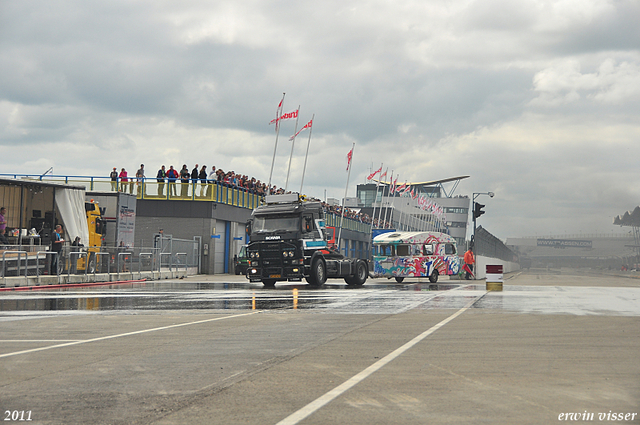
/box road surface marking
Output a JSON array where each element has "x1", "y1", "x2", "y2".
[
  {"x1": 0, "y1": 311, "x2": 260, "y2": 359},
  {"x1": 276, "y1": 293, "x2": 486, "y2": 425}
]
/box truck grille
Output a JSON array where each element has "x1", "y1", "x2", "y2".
[{"x1": 260, "y1": 242, "x2": 282, "y2": 260}]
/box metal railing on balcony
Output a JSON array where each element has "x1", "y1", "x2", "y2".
[{"x1": 0, "y1": 174, "x2": 373, "y2": 235}]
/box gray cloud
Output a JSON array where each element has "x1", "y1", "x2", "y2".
[{"x1": 1, "y1": 0, "x2": 639, "y2": 239}]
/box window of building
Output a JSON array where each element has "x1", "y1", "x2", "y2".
[{"x1": 445, "y1": 207, "x2": 469, "y2": 214}]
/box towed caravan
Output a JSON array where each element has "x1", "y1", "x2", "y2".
[{"x1": 372, "y1": 231, "x2": 461, "y2": 283}]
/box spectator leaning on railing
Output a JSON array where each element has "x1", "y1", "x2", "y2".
[
  {"x1": 110, "y1": 167, "x2": 118, "y2": 191},
  {"x1": 156, "y1": 165, "x2": 166, "y2": 197}
]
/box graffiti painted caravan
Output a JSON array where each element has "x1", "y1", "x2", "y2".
[{"x1": 372, "y1": 231, "x2": 461, "y2": 283}]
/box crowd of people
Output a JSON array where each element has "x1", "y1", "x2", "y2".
[
  {"x1": 108, "y1": 164, "x2": 393, "y2": 226},
  {"x1": 109, "y1": 164, "x2": 288, "y2": 197},
  {"x1": 320, "y1": 202, "x2": 393, "y2": 228}
]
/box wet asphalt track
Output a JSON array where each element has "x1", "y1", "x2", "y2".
[{"x1": 1, "y1": 269, "x2": 639, "y2": 424}]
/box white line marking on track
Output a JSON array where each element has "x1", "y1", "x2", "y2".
[
  {"x1": 0, "y1": 311, "x2": 260, "y2": 359},
  {"x1": 275, "y1": 292, "x2": 487, "y2": 425},
  {"x1": 0, "y1": 340, "x2": 82, "y2": 343}
]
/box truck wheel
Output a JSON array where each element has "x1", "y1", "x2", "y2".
[
  {"x1": 345, "y1": 260, "x2": 367, "y2": 287},
  {"x1": 429, "y1": 270, "x2": 439, "y2": 283},
  {"x1": 395, "y1": 277, "x2": 404, "y2": 283},
  {"x1": 307, "y1": 258, "x2": 326, "y2": 287},
  {"x1": 262, "y1": 279, "x2": 276, "y2": 288}
]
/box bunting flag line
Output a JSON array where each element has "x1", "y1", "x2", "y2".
[
  {"x1": 289, "y1": 118, "x2": 313, "y2": 141},
  {"x1": 367, "y1": 166, "x2": 382, "y2": 181},
  {"x1": 346, "y1": 148, "x2": 353, "y2": 171}
]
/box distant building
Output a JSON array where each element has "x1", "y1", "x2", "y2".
[
  {"x1": 506, "y1": 234, "x2": 636, "y2": 269},
  {"x1": 355, "y1": 176, "x2": 470, "y2": 247}
]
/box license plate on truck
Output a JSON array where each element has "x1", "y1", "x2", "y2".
[{"x1": 269, "y1": 274, "x2": 281, "y2": 278}]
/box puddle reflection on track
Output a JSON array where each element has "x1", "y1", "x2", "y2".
[{"x1": 0, "y1": 280, "x2": 469, "y2": 314}]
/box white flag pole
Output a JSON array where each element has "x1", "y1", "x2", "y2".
[
  {"x1": 376, "y1": 167, "x2": 388, "y2": 228},
  {"x1": 338, "y1": 143, "x2": 355, "y2": 252},
  {"x1": 299, "y1": 114, "x2": 315, "y2": 194},
  {"x1": 384, "y1": 170, "x2": 393, "y2": 228},
  {"x1": 398, "y1": 185, "x2": 406, "y2": 230},
  {"x1": 388, "y1": 174, "x2": 398, "y2": 229},
  {"x1": 268, "y1": 93, "x2": 285, "y2": 192},
  {"x1": 369, "y1": 163, "x2": 383, "y2": 234},
  {"x1": 284, "y1": 105, "x2": 301, "y2": 192}
]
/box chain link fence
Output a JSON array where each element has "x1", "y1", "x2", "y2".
[{"x1": 474, "y1": 225, "x2": 518, "y2": 263}]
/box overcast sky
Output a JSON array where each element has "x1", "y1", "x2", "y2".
[{"x1": 1, "y1": 0, "x2": 639, "y2": 240}]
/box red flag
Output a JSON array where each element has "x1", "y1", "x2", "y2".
[
  {"x1": 391, "y1": 176, "x2": 398, "y2": 194},
  {"x1": 367, "y1": 166, "x2": 382, "y2": 181},
  {"x1": 269, "y1": 109, "x2": 298, "y2": 126},
  {"x1": 289, "y1": 119, "x2": 313, "y2": 141},
  {"x1": 396, "y1": 182, "x2": 406, "y2": 193},
  {"x1": 380, "y1": 169, "x2": 388, "y2": 180},
  {"x1": 346, "y1": 148, "x2": 353, "y2": 171}
]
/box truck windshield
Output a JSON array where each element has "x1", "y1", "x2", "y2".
[{"x1": 252, "y1": 215, "x2": 300, "y2": 234}]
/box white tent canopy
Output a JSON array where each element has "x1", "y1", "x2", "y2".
[{"x1": 55, "y1": 187, "x2": 89, "y2": 245}]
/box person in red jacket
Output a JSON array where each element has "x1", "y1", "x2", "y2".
[
  {"x1": 118, "y1": 168, "x2": 129, "y2": 193},
  {"x1": 463, "y1": 248, "x2": 475, "y2": 280},
  {"x1": 166, "y1": 165, "x2": 179, "y2": 197}
]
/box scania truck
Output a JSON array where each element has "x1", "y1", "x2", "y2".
[{"x1": 246, "y1": 193, "x2": 368, "y2": 288}]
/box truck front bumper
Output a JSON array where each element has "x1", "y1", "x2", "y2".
[{"x1": 247, "y1": 266, "x2": 304, "y2": 282}]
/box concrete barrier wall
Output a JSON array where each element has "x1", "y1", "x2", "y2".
[{"x1": 475, "y1": 256, "x2": 520, "y2": 280}]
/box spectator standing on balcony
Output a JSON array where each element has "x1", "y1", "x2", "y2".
[
  {"x1": 180, "y1": 165, "x2": 190, "y2": 197},
  {"x1": 207, "y1": 166, "x2": 216, "y2": 198},
  {"x1": 191, "y1": 164, "x2": 199, "y2": 181},
  {"x1": 156, "y1": 165, "x2": 166, "y2": 197},
  {"x1": 166, "y1": 165, "x2": 178, "y2": 197},
  {"x1": 118, "y1": 168, "x2": 128, "y2": 193},
  {"x1": 191, "y1": 164, "x2": 199, "y2": 197},
  {"x1": 198, "y1": 165, "x2": 207, "y2": 197},
  {"x1": 136, "y1": 164, "x2": 145, "y2": 197},
  {"x1": 110, "y1": 167, "x2": 118, "y2": 191}
]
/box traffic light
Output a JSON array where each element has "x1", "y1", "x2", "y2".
[{"x1": 473, "y1": 202, "x2": 485, "y2": 219}]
